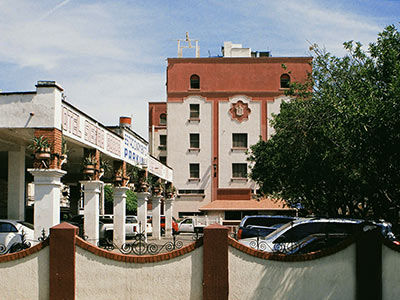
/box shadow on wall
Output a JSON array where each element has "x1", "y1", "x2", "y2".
[
  {"x1": 199, "y1": 165, "x2": 211, "y2": 190},
  {"x1": 229, "y1": 245, "x2": 355, "y2": 300}
]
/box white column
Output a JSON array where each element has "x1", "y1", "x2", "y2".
[
  {"x1": 8, "y1": 147, "x2": 26, "y2": 220},
  {"x1": 28, "y1": 169, "x2": 66, "y2": 239},
  {"x1": 137, "y1": 192, "x2": 150, "y2": 240},
  {"x1": 151, "y1": 195, "x2": 162, "y2": 240},
  {"x1": 165, "y1": 197, "x2": 174, "y2": 238},
  {"x1": 80, "y1": 180, "x2": 103, "y2": 245},
  {"x1": 113, "y1": 186, "x2": 129, "y2": 248}
]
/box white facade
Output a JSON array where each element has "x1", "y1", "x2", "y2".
[
  {"x1": 219, "y1": 96, "x2": 259, "y2": 190},
  {"x1": 167, "y1": 96, "x2": 212, "y2": 215}
]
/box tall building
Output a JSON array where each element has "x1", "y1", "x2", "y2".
[{"x1": 149, "y1": 42, "x2": 312, "y2": 219}]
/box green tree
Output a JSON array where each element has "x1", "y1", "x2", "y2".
[
  {"x1": 249, "y1": 25, "x2": 400, "y2": 224},
  {"x1": 104, "y1": 185, "x2": 137, "y2": 215}
]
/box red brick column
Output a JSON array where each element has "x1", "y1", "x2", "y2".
[
  {"x1": 203, "y1": 224, "x2": 229, "y2": 300},
  {"x1": 34, "y1": 128, "x2": 62, "y2": 169},
  {"x1": 50, "y1": 222, "x2": 78, "y2": 300}
]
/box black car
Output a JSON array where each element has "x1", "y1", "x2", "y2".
[{"x1": 237, "y1": 215, "x2": 297, "y2": 239}]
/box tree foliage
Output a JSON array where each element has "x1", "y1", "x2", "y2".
[
  {"x1": 249, "y1": 25, "x2": 400, "y2": 222},
  {"x1": 104, "y1": 185, "x2": 137, "y2": 214}
]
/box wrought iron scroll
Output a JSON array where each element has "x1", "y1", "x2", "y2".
[{"x1": 96, "y1": 232, "x2": 184, "y2": 255}]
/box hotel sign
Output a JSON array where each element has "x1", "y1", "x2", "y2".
[
  {"x1": 122, "y1": 131, "x2": 148, "y2": 167},
  {"x1": 62, "y1": 104, "x2": 122, "y2": 159}
]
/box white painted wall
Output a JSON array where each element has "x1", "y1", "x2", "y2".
[
  {"x1": 0, "y1": 84, "x2": 62, "y2": 130},
  {"x1": 219, "y1": 96, "x2": 259, "y2": 190},
  {"x1": 167, "y1": 96, "x2": 212, "y2": 213},
  {"x1": 75, "y1": 246, "x2": 203, "y2": 300},
  {"x1": 382, "y1": 245, "x2": 400, "y2": 299},
  {"x1": 267, "y1": 95, "x2": 290, "y2": 139},
  {"x1": 229, "y1": 245, "x2": 356, "y2": 300},
  {"x1": 0, "y1": 247, "x2": 49, "y2": 300}
]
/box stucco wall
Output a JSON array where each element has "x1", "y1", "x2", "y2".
[
  {"x1": 167, "y1": 96, "x2": 212, "y2": 212},
  {"x1": 229, "y1": 245, "x2": 356, "y2": 300},
  {"x1": 0, "y1": 247, "x2": 49, "y2": 300},
  {"x1": 267, "y1": 95, "x2": 290, "y2": 139},
  {"x1": 0, "y1": 86, "x2": 62, "y2": 129},
  {"x1": 382, "y1": 245, "x2": 400, "y2": 300},
  {"x1": 75, "y1": 246, "x2": 203, "y2": 300},
  {"x1": 219, "y1": 96, "x2": 259, "y2": 190}
]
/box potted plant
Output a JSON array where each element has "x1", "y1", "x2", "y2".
[
  {"x1": 28, "y1": 136, "x2": 51, "y2": 160},
  {"x1": 114, "y1": 167, "x2": 123, "y2": 183},
  {"x1": 99, "y1": 159, "x2": 111, "y2": 179},
  {"x1": 152, "y1": 178, "x2": 163, "y2": 196},
  {"x1": 83, "y1": 154, "x2": 97, "y2": 175},
  {"x1": 165, "y1": 183, "x2": 176, "y2": 198},
  {"x1": 60, "y1": 137, "x2": 68, "y2": 165}
]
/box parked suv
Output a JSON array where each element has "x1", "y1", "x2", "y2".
[
  {"x1": 239, "y1": 218, "x2": 397, "y2": 254},
  {"x1": 237, "y1": 215, "x2": 297, "y2": 239}
]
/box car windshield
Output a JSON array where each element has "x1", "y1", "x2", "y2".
[
  {"x1": 264, "y1": 221, "x2": 293, "y2": 239},
  {"x1": 17, "y1": 221, "x2": 34, "y2": 230}
]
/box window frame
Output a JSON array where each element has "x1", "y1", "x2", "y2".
[
  {"x1": 189, "y1": 133, "x2": 200, "y2": 150},
  {"x1": 232, "y1": 133, "x2": 248, "y2": 149},
  {"x1": 232, "y1": 163, "x2": 248, "y2": 180},
  {"x1": 280, "y1": 74, "x2": 290, "y2": 89},
  {"x1": 190, "y1": 74, "x2": 200, "y2": 89},
  {"x1": 159, "y1": 113, "x2": 167, "y2": 125},
  {"x1": 189, "y1": 104, "x2": 200, "y2": 120},
  {"x1": 189, "y1": 163, "x2": 200, "y2": 180},
  {"x1": 159, "y1": 135, "x2": 167, "y2": 150}
]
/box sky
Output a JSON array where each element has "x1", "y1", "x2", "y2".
[{"x1": 0, "y1": 0, "x2": 399, "y2": 139}]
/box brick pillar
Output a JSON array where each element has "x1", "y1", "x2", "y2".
[
  {"x1": 34, "y1": 128, "x2": 62, "y2": 169},
  {"x1": 203, "y1": 224, "x2": 229, "y2": 300},
  {"x1": 50, "y1": 222, "x2": 77, "y2": 300},
  {"x1": 356, "y1": 228, "x2": 382, "y2": 300}
]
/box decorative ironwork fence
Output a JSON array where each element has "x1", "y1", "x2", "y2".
[{"x1": 93, "y1": 232, "x2": 185, "y2": 255}]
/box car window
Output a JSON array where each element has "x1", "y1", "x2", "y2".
[
  {"x1": 182, "y1": 219, "x2": 192, "y2": 224},
  {"x1": 244, "y1": 217, "x2": 293, "y2": 227},
  {"x1": 274, "y1": 223, "x2": 325, "y2": 243},
  {"x1": 0, "y1": 222, "x2": 18, "y2": 233},
  {"x1": 325, "y1": 222, "x2": 359, "y2": 234},
  {"x1": 17, "y1": 221, "x2": 34, "y2": 230}
]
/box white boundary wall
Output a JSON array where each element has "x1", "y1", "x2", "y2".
[
  {"x1": 229, "y1": 245, "x2": 356, "y2": 300},
  {"x1": 0, "y1": 247, "x2": 49, "y2": 300},
  {"x1": 75, "y1": 246, "x2": 203, "y2": 300}
]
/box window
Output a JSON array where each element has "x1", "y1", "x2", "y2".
[
  {"x1": 159, "y1": 113, "x2": 167, "y2": 125},
  {"x1": 190, "y1": 74, "x2": 200, "y2": 89},
  {"x1": 232, "y1": 133, "x2": 248, "y2": 148},
  {"x1": 280, "y1": 74, "x2": 290, "y2": 89},
  {"x1": 190, "y1": 104, "x2": 200, "y2": 119},
  {"x1": 159, "y1": 135, "x2": 167, "y2": 150},
  {"x1": 232, "y1": 163, "x2": 247, "y2": 178},
  {"x1": 190, "y1": 133, "x2": 200, "y2": 149},
  {"x1": 190, "y1": 163, "x2": 200, "y2": 179},
  {"x1": 0, "y1": 222, "x2": 18, "y2": 233},
  {"x1": 159, "y1": 156, "x2": 167, "y2": 165},
  {"x1": 178, "y1": 189, "x2": 205, "y2": 195}
]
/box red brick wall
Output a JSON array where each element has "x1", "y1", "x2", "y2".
[
  {"x1": 167, "y1": 57, "x2": 312, "y2": 100},
  {"x1": 148, "y1": 102, "x2": 167, "y2": 129},
  {"x1": 217, "y1": 188, "x2": 251, "y2": 200},
  {"x1": 34, "y1": 128, "x2": 62, "y2": 169}
]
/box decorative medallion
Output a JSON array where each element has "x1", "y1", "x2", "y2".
[{"x1": 229, "y1": 100, "x2": 251, "y2": 122}]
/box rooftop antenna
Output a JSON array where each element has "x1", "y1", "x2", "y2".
[{"x1": 177, "y1": 32, "x2": 200, "y2": 58}]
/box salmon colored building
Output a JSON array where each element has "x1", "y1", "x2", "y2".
[{"x1": 149, "y1": 42, "x2": 312, "y2": 220}]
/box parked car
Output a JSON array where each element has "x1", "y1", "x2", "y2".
[
  {"x1": 237, "y1": 215, "x2": 298, "y2": 240},
  {"x1": 147, "y1": 216, "x2": 178, "y2": 235},
  {"x1": 178, "y1": 216, "x2": 222, "y2": 233},
  {"x1": 0, "y1": 220, "x2": 34, "y2": 253},
  {"x1": 238, "y1": 218, "x2": 395, "y2": 254},
  {"x1": 100, "y1": 215, "x2": 139, "y2": 240}
]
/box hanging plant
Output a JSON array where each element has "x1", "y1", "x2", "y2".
[
  {"x1": 28, "y1": 136, "x2": 51, "y2": 160},
  {"x1": 83, "y1": 154, "x2": 97, "y2": 175}
]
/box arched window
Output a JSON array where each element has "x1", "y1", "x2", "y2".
[
  {"x1": 190, "y1": 74, "x2": 200, "y2": 89},
  {"x1": 159, "y1": 113, "x2": 167, "y2": 125},
  {"x1": 280, "y1": 74, "x2": 290, "y2": 89}
]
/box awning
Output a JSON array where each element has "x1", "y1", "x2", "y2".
[{"x1": 199, "y1": 198, "x2": 295, "y2": 211}]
